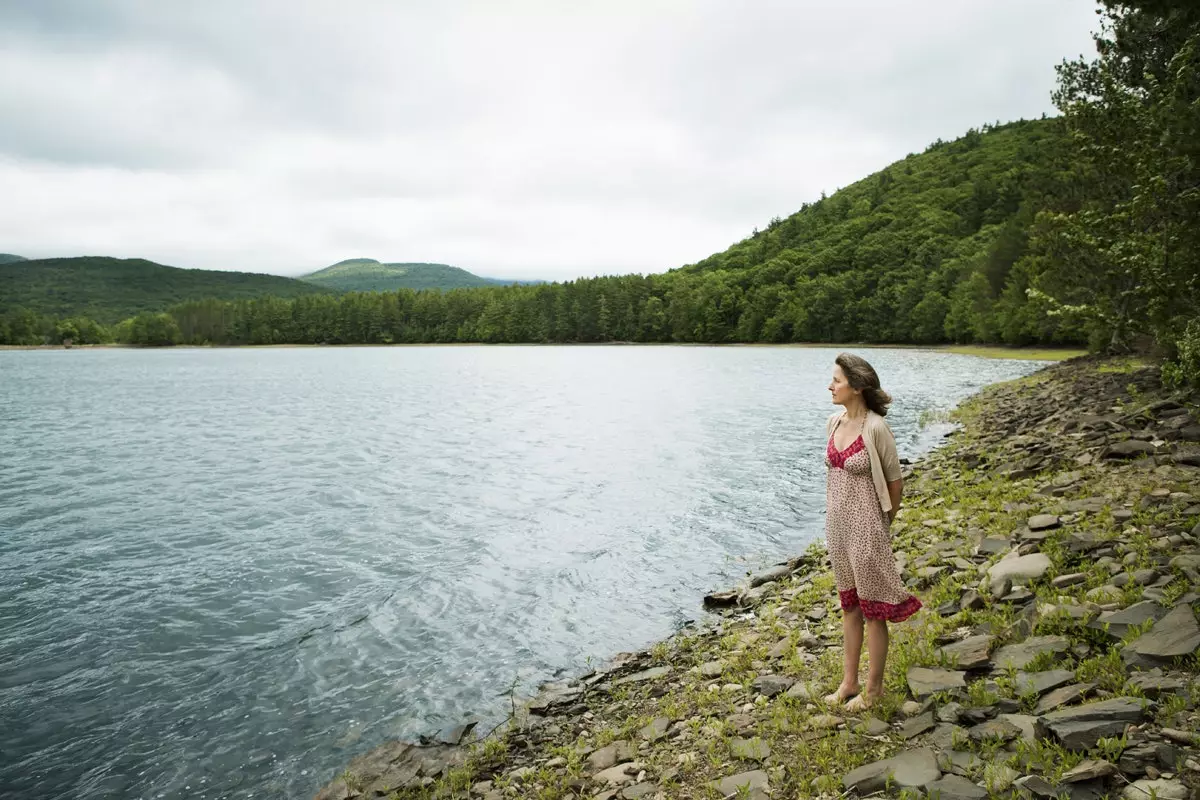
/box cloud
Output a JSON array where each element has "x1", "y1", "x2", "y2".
[{"x1": 0, "y1": 0, "x2": 1099, "y2": 280}]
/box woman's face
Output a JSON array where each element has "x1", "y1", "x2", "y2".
[{"x1": 828, "y1": 365, "x2": 860, "y2": 407}]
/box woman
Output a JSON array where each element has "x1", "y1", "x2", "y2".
[{"x1": 822, "y1": 352, "x2": 921, "y2": 712}]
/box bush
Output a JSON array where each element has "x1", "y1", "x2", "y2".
[{"x1": 1162, "y1": 318, "x2": 1200, "y2": 390}]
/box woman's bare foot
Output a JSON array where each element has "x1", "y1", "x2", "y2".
[
  {"x1": 823, "y1": 683, "x2": 859, "y2": 706},
  {"x1": 844, "y1": 690, "x2": 881, "y2": 713}
]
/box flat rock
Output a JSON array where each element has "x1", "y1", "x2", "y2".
[
  {"x1": 907, "y1": 666, "x2": 967, "y2": 698},
  {"x1": 1035, "y1": 697, "x2": 1147, "y2": 750},
  {"x1": 749, "y1": 564, "x2": 792, "y2": 587},
  {"x1": 1016, "y1": 669, "x2": 1077, "y2": 697},
  {"x1": 992, "y1": 635, "x2": 1070, "y2": 670},
  {"x1": 967, "y1": 718, "x2": 1021, "y2": 743},
  {"x1": 1105, "y1": 440, "x2": 1158, "y2": 459},
  {"x1": 614, "y1": 666, "x2": 671, "y2": 685},
  {"x1": 621, "y1": 784, "x2": 657, "y2": 799},
  {"x1": 784, "y1": 680, "x2": 820, "y2": 701},
  {"x1": 925, "y1": 773, "x2": 988, "y2": 800},
  {"x1": 594, "y1": 762, "x2": 637, "y2": 786},
  {"x1": 589, "y1": 741, "x2": 636, "y2": 771},
  {"x1": 699, "y1": 661, "x2": 724, "y2": 678},
  {"x1": 901, "y1": 711, "x2": 935, "y2": 739},
  {"x1": 988, "y1": 553, "x2": 1052, "y2": 592},
  {"x1": 1122, "y1": 779, "x2": 1189, "y2": 800},
  {"x1": 1127, "y1": 673, "x2": 1185, "y2": 697},
  {"x1": 1028, "y1": 514, "x2": 1061, "y2": 531},
  {"x1": 751, "y1": 674, "x2": 795, "y2": 697},
  {"x1": 730, "y1": 737, "x2": 771, "y2": 762},
  {"x1": 639, "y1": 717, "x2": 670, "y2": 742},
  {"x1": 998, "y1": 713, "x2": 1038, "y2": 743},
  {"x1": 936, "y1": 635, "x2": 994, "y2": 670},
  {"x1": 1062, "y1": 760, "x2": 1116, "y2": 783},
  {"x1": 1090, "y1": 601, "x2": 1167, "y2": 640},
  {"x1": 710, "y1": 769, "x2": 769, "y2": 797},
  {"x1": 1015, "y1": 775, "x2": 1062, "y2": 798},
  {"x1": 1123, "y1": 604, "x2": 1200, "y2": 666},
  {"x1": 842, "y1": 748, "x2": 941, "y2": 794},
  {"x1": 1034, "y1": 682, "x2": 1095, "y2": 715}
]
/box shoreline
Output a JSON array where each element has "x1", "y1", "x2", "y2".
[
  {"x1": 313, "y1": 355, "x2": 1200, "y2": 799},
  {"x1": 0, "y1": 342, "x2": 1088, "y2": 361}
]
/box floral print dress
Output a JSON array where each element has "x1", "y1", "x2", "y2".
[{"x1": 825, "y1": 418, "x2": 922, "y2": 622}]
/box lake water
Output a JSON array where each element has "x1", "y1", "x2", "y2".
[{"x1": 0, "y1": 346, "x2": 1045, "y2": 799}]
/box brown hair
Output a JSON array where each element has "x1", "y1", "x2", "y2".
[{"x1": 835, "y1": 352, "x2": 892, "y2": 416}]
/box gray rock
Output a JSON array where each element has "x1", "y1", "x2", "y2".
[
  {"x1": 992, "y1": 635, "x2": 1070, "y2": 670},
  {"x1": 711, "y1": 769, "x2": 769, "y2": 797},
  {"x1": 1035, "y1": 697, "x2": 1147, "y2": 750},
  {"x1": 856, "y1": 718, "x2": 891, "y2": 736},
  {"x1": 998, "y1": 713, "x2": 1038, "y2": 743},
  {"x1": 937, "y1": 702, "x2": 964, "y2": 723},
  {"x1": 1052, "y1": 572, "x2": 1088, "y2": 588},
  {"x1": 730, "y1": 737, "x2": 770, "y2": 762},
  {"x1": 589, "y1": 741, "x2": 636, "y2": 771},
  {"x1": 1061, "y1": 759, "x2": 1116, "y2": 783},
  {"x1": 1014, "y1": 774, "x2": 1062, "y2": 798},
  {"x1": 842, "y1": 748, "x2": 941, "y2": 794},
  {"x1": 436, "y1": 720, "x2": 477, "y2": 745},
  {"x1": 639, "y1": 717, "x2": 671, "y2": 742},
  {"x1": 1170, "y1": 554, "x2": 1200, "y2": 571},
  {"x1": 1028, "y1": 514, "x2": 1061, "y2": 531},
  {"x1": 925, "y1": 773, "x2": 988, "y2": 800},
  {"x1": 967, "y1": 718, "x2": 1021, "y2": 743},
  {"x1": 960, "y1": 589, "x2": 985, "y2": 611},
  {"x1": 907, "y1": 667, "x2": 967, "y2": 698},
  {"x1": 901, "y1": 711, "x2": 935, "y2": 739},
  {"x1": 614, "y1": 666, "x2": 671, "y2": 685},
  {"x1": 594, "y1": 762, "x2": 637, "y2": 786},
  {"x1": 1105, "y1": 440, "x2": 1158, "y2": 459},
  {"x1": 749, "y1": 564, "x2": 792, "y2": 587},
  {"x1": 936, "y1": 635, "x2": 994, "y2": 670},
  {"x1": 1122, "y1": 779, "x2": 1188, "y2": 800},
  {"x1": 784, "y1": 680, "x2": 820, "y2": 701},
  {"x1": 1127, "y1": 673, "x2": 1185, "y2": 697},
  {"x1": 938, "y1": 750, "x2": 985, "y2": 777},
  {"x1": 1012, "y1": 777, "x2": 1060, "y2": 800},
  {"x1": 988, "y1": 554, "x2": 1053, "y2": 593},
  {"x1": 1034, "y1": 683, "x2": 1095, "y2": 715},
  {"x1": 751, "y1": 674, "x2": 795, "y2": 697},
  {"x1": 699, "y1": 660, "x2": 724, "y2": 678},
  {"x1": 621, "y1": 784, "x2": 657, "y2": 799},
  {"x1": 1123, "y1": 604, "x2": 1200, "y2": 666},
  {"x1": 977, "y1": 537, "x2": 1011, "y2": 556},
  {"x1": 1090, "y1": 601, "x2": 1167, "y2": 640}
]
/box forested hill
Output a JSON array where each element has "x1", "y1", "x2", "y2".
[
  {"x1": 0, "y1": 256, "x2": 330, "y2": 325},
  {"x1": 0, "y1": 254, "x2": 26, "y2": 264},
  {"x1": 674, "y1": 118, "x2": 1072, "y2": 344},
  {"x1": 300, "y1": 259, "x2": 524, "y2": 292}
]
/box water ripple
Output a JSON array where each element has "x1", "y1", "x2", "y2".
[{"x1": 0, "y1": 346, "x2": 1043, "y2": 799}]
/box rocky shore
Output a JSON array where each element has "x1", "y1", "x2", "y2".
[{"x1": 315, "y1": 356, "x2": 1200, "y2": 800}]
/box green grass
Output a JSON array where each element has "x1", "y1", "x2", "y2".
[{"x1": 941, "y1": 345, "x2": 1088, "y2": 361}]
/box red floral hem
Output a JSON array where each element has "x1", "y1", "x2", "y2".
[
  {"x1": 838, "y1": 588, "x2": 922, "y2": 622},
  {"x1": 827, "y1": 434, "x2": 865, "y2": 469}
]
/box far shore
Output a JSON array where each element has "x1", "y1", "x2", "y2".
[{"x1": 0, "y1": 342, "x2": 1089, "y2": 361}]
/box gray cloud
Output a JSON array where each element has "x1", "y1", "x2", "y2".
[{"x1": 0, "y1": 0, "x2": 1098, "y2": 279}]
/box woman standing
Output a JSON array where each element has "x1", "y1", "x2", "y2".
[{"x1": 822, "y1": 352, "x2": 921, "y2": 712}]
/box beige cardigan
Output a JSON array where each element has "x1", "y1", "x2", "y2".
[{"x1": 826, "y1": 409, "x2": 903, "y2": 513}]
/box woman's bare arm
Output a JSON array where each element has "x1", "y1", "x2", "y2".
[{"x1": 886, "y1": 478, "x2": 903, "y2": 523}]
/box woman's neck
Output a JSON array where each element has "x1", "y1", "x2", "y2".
[{"x1": 842, "y1": 401, "x2": 868, "y2": 421}]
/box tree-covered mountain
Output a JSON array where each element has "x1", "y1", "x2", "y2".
[
  {"x1": 0, "y1": 256, "x2": 330, "y2": 325},
  {"x1": 300, "y1": 259, "x2": 528, "y2": 292},
  {"x1": 134, "y1": 118, "x2": 1084, "y2": 348},
  {"x1": 0, "y1": 254, "x2": 27, "y2": 264}
]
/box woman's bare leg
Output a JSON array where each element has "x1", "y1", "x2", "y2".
[
  {"x1": 846, "y1": 618, "x2": 889, "y2": 711},
  {"x1": 825, "y1": 606, "x2": 863, "y2": 703}
]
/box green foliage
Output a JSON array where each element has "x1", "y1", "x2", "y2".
[
  {"x1": 300, "y1": 259, "x2": 529, "y2": 292},
  {"x1": 0, "y1": 253, "x2": 26, "y2": 265},
  {"x1": 0, "y1": 256, "x2": 330, "y2": 325},
  {"x1": 1162, "y1": 318, "x2": 1200, "y2": 389},
  {"x1": 115, "y1": 312, "x2": 183, "y2": 347},
  {"x1": 1033, "y1": 1, "x2": 1200, "y2": 355}
]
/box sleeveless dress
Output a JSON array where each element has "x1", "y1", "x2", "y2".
[{"x1": 825, "y1": 420, "x2": 922, "y2": 622}]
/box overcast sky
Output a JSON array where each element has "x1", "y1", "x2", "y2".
[{"x1": 0, "y1": 1, "x2": 1099, "y2": 281}]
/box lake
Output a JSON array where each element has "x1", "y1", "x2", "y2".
[{"x1": 0, "y1": 345, "x2": 1045, "y2": 799}]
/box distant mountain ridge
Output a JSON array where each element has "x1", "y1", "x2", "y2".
[
  {"x1": 0, "y1": 256, "x2": 330, "y2": 324},
  {"x1": 300, "y1": 258, "x2": 536, "y2": 292},
  {"x1": 0, "y1": 253, "x2": 27, "y2": 264}
]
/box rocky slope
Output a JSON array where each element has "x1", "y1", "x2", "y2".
[{"x1": 315, "y1": 356, "x2": 1200, "y2": 800}]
